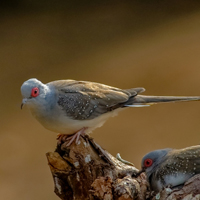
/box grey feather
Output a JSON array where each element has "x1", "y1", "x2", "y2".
[
  {"x1": 49, "y1": 80, "x2": 143, "y2": 120},
  {"x1": 130, "y1": 95, "x2": 200, "y2": 104}
]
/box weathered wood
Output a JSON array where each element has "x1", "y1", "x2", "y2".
[
  {"x1": 46, "y1": 135, "x2": 148, "y2": 200},
  {"x1": 46, "y1": 136, "x2": 200, "y2": 200},
  {"x1": 152, "y1": 174, "x2": 200, "y2": 200}
]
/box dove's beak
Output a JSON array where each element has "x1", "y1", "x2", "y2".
[
  {"x1": 136, "y1": 168, "x2": 145, "y2": 177},
  {"x1": 21, "y1": 98, "x2": 28, "y2": 109}
]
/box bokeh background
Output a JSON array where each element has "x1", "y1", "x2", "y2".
[{"x1": 1, "y1": 1, "x2": 200, "y2": 199}]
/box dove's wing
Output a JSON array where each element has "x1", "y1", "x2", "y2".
[
  {"x1": 173, "y1": 145, "x2": 200, "y2": 174},
  {"x1": 48, "y1": 80, "x2": 145, "y2": 120}
]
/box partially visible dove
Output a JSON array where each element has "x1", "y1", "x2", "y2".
[
  {"x1": 140, "y1": 145, "x2": 200, "y2": 192},
  {"x1": 21, "y1": 78, "x2": 200, "y2": 145}
]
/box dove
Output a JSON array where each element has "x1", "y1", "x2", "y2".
[
  {"x1": 140, "y1": 145, "x2": 200, "y2": 192},
  {"x1": 21, "y1": 78, "x2": 200, "y2": 145}
]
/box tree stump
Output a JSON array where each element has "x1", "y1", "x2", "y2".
[{"x1": 46, "y1": 136, "x2": 200, "y2": 200}]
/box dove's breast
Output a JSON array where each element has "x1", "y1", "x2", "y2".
[{"x1": 30, "y1": 102, "x2": 124, "y2": 135}]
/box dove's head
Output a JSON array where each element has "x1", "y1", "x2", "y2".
[
  {"x1": 141, "y1": 148, "x2": 171, "y2": 179},
  {"x1": 21, "y1": 78, "x2": 50, "y2": 109}
]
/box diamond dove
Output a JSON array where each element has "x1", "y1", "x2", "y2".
[
  {"x1": 21, "y1": 78, "x2": 200, "y2": 145},
  {"x1": 140, "y1": 145, "x2": 200, "y2": 192}
]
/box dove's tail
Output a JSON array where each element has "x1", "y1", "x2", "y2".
[{"x1": 125, "y1": 95, "x2": 200, "y2": 107}]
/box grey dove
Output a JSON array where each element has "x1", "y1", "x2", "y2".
[
  {"x1": 21, "y1": 78, "x2": 200, "y2": 145},
  {"x1": 140, "y1": 145, "x2": 200, "y2": 192}
]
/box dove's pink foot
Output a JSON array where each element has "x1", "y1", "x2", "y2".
[{"x1": 57, "y1": 127, "x2": 87, "y2": 146}]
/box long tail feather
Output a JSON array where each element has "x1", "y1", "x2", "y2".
[{"x1": 127, "y1": 95, "x2": 200, "y2": 105}]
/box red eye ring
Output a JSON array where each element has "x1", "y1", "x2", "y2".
[
  {"x1": 31, "y1": 87, "x2": 39, "y2": 97},
  {"x1": 144, "y1": 158, "x2": 153, "y2": 168}
]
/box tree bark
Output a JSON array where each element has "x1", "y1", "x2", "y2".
[{"x1": 46, "y1": 136, "x2": 200, "y2": 200}]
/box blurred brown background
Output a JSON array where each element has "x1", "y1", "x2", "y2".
[{"x1": 1, "y1": 1, "x2": 200, "y2": 199}]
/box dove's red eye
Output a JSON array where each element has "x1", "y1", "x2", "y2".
[
  {"x1": 31, "y1": 87, "x2": 39, "y2": 97},
  {"x1": 144, "y1": 158, "x2": 153, "y2": 168}
]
